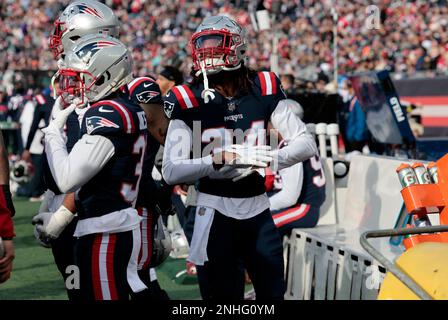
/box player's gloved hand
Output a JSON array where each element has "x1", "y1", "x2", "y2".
[
  {"x1": 35, "y1": 205, "x2": 74, "y2": 239},
  {"x1": 43, "y1": 97, "x2": 78, "y2": 133},
  {"x1": 38, "y1": 190, "x2": 55, "y2": 214},
  {"x1": 31, "y1": 212, "x2": 53, "y2": 248},
  {"x1": 213, "y1": 144, "x2": 273, "y2": 168},
  {"x1": 32, "y1": 211, "x2": 53, "y2": 248},
  {"x1": 209, "y1": 165, "x2": 251, "y2": 180}
]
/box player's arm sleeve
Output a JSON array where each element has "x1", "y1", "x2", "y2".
[
  {"x1": 25, "y1": 105, "x2": 44, "y2": 150},
  {"x1": 270, "y1": 99, "x2": 318, "y2": 171},
  {"x1": 269, "y1": 163, "x2": 304, "y2": 211},
  {"x1": 44, "y1": 127, "x2": 115, "y2": 193},
  {"x1": 162, "y1": 119, "x2": 214, "y2": 185}
]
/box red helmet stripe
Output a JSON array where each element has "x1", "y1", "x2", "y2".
[{"x1": 84, "y1": 7, "x2": 102, "y2": 19}]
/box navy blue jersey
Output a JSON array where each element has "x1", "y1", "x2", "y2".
[
  {"x1": 77, "y1": 95, "x2": 148, "y2": 220},
  {"x1": 298, "y1": 155, "x2": 326, "y2": 207},
  {"x1": 136, "y1": 133, "x2": 160, "y2": 209},
  {"x1": 274, "y1": 154, "x2": 326, "y2": 208},
  {"x1": 163, "y1": 71, "x2": 286, "y2": 198}
]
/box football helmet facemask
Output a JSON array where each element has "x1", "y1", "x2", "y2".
[
  {"x1": 190, "y1": 15, "x2": 247, "y2": 76},
  {"x1": 10, "y1": 160, "x2": 34, "y2": 185}
]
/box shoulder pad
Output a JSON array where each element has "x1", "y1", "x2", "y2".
[
  {"x1": 255, "y1": 71, "x2": 286, "y2": 97},
  {"x1": 163, "y1": 84, "x2": 200, "y2": 119},
  {"x1": 127, "y1": 76, "x2": 162, "y2": 105},
  {"x1": 83, "y1": 100, "x2": 136, "y2": 135}
]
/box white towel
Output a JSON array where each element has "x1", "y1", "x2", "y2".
[{"x1": 187, "y1": 206, "x2": 215, "y2": 266}]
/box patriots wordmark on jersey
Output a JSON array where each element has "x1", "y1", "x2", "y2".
[
  {"x1": 164, "y1": 71, "x2": 286, "y2": 198},
  {"x1": 77, "y1": 96, "x2": 148, "y2": 220}
]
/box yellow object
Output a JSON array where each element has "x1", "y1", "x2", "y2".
[{"x1": 378, "y1": 242, "x2": 448, "y2": 300}]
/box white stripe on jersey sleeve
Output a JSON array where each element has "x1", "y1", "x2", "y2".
[
  {"x1": 263, "y1": 71, "x2": 273, "y2": 95},
  {"x1": 177, "y1": 86, "x2": 194, "y2": 109}
]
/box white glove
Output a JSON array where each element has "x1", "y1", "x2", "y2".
[
  {"x1": 43, "y1": 97, "x2": 77, "y2": 133},
  {"x1": 39, "y1": 205, "x2": 75, "y2": 239},
  {"x1": 38, "y1": 190, "x2": 55, "y2": 213},
  {"x1": 223, "y1": 144, "x2": 273, "y2": 168},
  {"x1": 209, "y1": 165, "x2": 250, "y2": 180},
  {"x1": 31, "y1": 211, "x2": 53, "y2": 248}
]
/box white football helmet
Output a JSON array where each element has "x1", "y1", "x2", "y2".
[
  {"x1": 190, "y1": 15, "x2": 248, "y2": 76},
  {"x1": 58, "y1": 34, "x2": 132, "y2": 107},
  {"x1": 149, "y1": 216, "x2": 172, "y2": 268},
  {"x1": 50, "y1": 0, "x2": 120, "y2": 60},
  {"x1": 10, "y1": 160, "x2": 34, "y2": 185}
]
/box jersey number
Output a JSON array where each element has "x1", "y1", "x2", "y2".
[
  {"x1": 201, "y1": 121, "x2": 265, "y2": 146},
  {"x1": 121, "y1": 134, "x2": 146, "y2": 205}
]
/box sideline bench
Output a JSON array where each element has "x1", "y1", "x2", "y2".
[{"x1": 284, "y1": 154, "x2": 415, "y2": 300}]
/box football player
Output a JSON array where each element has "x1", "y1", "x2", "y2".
[
  {"x1": 268, "y1": 115, "x2": 326, "y2": 236},
  {"x1": 162, "y1": 15, "x2": 317, "y2": 300},
  {"x1": 32, "y1": 0, "x2": 121, "y2": 300},
  {"x1": 49, "y1": 0, "x2": 120, "y2": 61},
  {"x1": 127, "y1": 76, "x2": 171, "y2": 300},
  {"x1": 40, "y1": 35, "x2": 148, "y2": 300}
]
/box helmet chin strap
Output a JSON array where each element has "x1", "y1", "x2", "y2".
[
  {"x1": 196, "y1": 60, "x2": 243, "y2": 103},
  {"x1": 200, "y1": 60, "x2": 216, "y2": 104}
]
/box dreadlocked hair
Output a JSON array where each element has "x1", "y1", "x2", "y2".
[{"x1": 190, "y1": 63, "x2": 257, "y2": 96}]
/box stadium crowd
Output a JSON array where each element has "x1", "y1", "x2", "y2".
[{"x1": 0, "y1": 0, "x2": 448, "y2": 89}]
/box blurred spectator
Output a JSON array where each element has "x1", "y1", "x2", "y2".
[
  {"x1": 345, "y1": 82, "x2": 368, "y2": 152},
  {"x1": 0, "y1": 86, "x2": 7, "y2": 122},
  {"x1": 0, "y1": 0, "x2": 447, "y2": 87},
  {"x1": 17, "y1": 88, "x2": 52, "y2": 201},
  {"x1": 156, "y1": 65, "x2": 184, "y2": 96}
]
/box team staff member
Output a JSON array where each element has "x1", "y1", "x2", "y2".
[
  {"x1": 156, "y1": 66, "x2": 184, "y2": 97},
  {"x1": 0, "y1": 130, "x2": 16, "y2": 284},
  {"x1": 162, "y1": 16, "x2": 317, "y2": 300}
]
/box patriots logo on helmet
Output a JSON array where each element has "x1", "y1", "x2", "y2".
[
  {"x1": 76, "y1": 41, "x2": 116, "y2": 59},
  {"x1": 70, "y1": 3, "x2": 103, "y2": 19},
  {"x1": 86, "y1": 116, "x2": 119, "y2": 134},
  {"x1": 136, "y1": 90, "x2": 160, "y2": 104}
]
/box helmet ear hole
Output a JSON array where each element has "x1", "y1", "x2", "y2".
[
  {"x1": 95, "y1": 75, "x2": 105, "y2": 86},
  {"x1": 70, "y1": 35, "x2": 80, "y2": 41}
]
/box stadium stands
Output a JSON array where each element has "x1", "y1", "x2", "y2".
[{"x1": 1, "y1": 0, "x2": 447, "y2": 87}]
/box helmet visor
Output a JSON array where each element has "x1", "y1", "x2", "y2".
[{"x1": 194, "y1": 34, "x2": 229, "y2": 49}]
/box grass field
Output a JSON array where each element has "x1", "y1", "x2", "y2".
[{"x1": 0, "y1": 197, "x2": 202, "y2": 300}]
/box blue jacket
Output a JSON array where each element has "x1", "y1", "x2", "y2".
[{"x1": 346, "y1": 97, "x2": 367, "y2": 142}]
